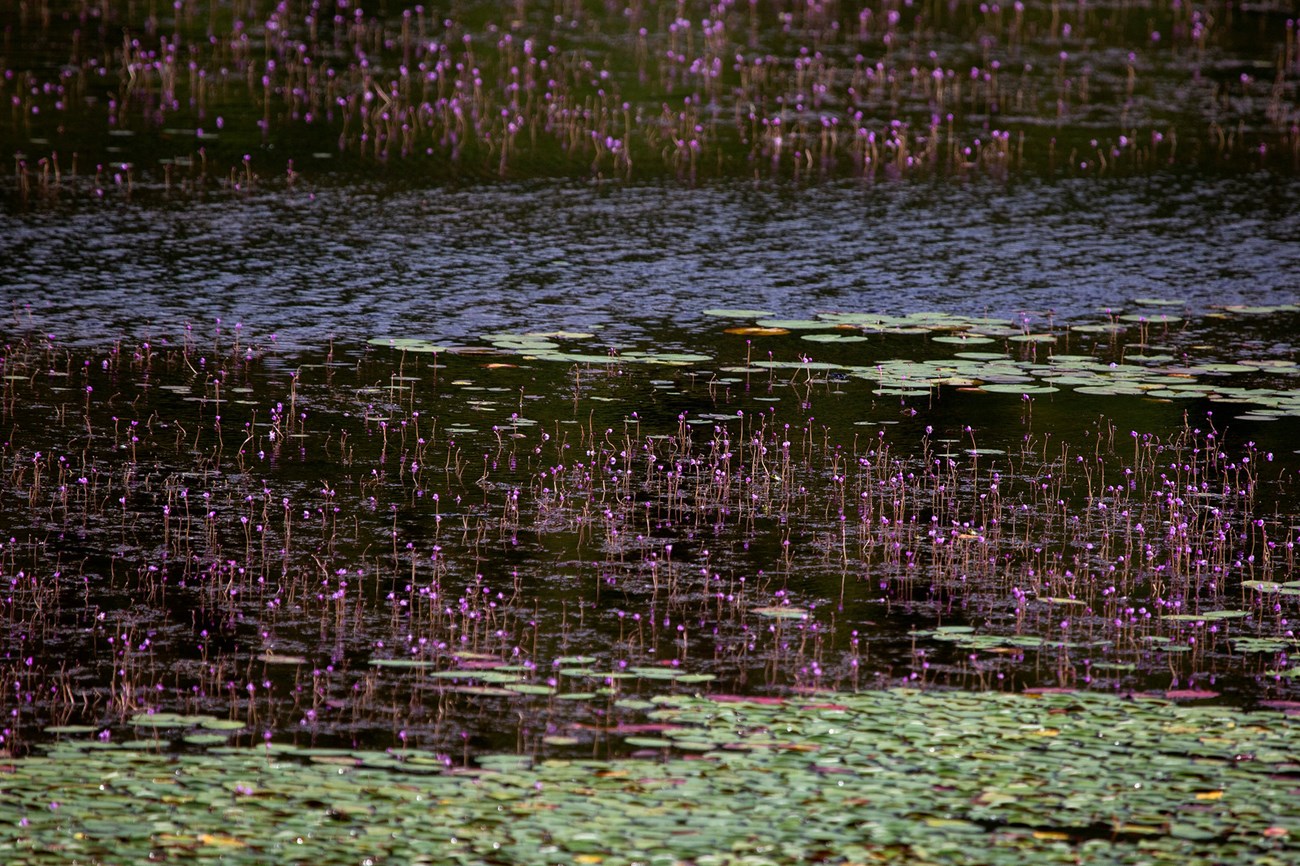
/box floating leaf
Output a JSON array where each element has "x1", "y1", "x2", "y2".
[
  {"x1": 628, "y1": 667, "x2": 683, "y2": 680},
  {"x1": 980, "y1": 383, "x2": 1060, "y2": 394},
  {"x1": 505, "y1": 683, "x2": 557, "y2": 696},
  {"x1": 802, "y1": 333, "x2": 869, "y2": 343},
  {"x1": 367, "y1": 337, "x2": 449, "y2": 353},
  {"x1": 752, "y1": 606, "x2": 809, "y2": 620},
  {"x1": 623, "y1": 737, "x2": 674, "y2": 749},
  {"x1": 725, "y1": 326, "x2": 789, "y2": 336}
]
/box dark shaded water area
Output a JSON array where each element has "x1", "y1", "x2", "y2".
[
  {"x1": 3, "y1": 171, "x2": 1300, "y2": 763},
  {"x1": 2, "y1": 0, "x2": 1300, "y2": 765},
  {"x1": 6, "y1": 0, "x2": 1300, "y2": 185}
]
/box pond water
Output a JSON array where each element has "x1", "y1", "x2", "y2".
[
  {"x1": 2, "y1": 0, "x2": 1300, "y2": 766},
  {"x1": 5, "y1": 171, "x2": 1300, "y2": 760},
  {"x1": 6, "y1": 173, "x2": 1300, "y2": 350}
]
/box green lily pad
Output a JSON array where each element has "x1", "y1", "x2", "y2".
[{"x1": 367, "y1": 337, "x2": 449, "y2": 353}]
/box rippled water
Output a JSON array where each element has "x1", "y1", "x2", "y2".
[{"x1": 6, "y1": 172, "x2": 1299, "y2": 351}]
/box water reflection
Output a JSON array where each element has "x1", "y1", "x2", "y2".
[{"x1": 3, "y1": 288, "x2": 1300, "y2": 757}]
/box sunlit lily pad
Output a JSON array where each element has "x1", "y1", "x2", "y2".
[
  {"x1": 979, "y1": 383, "x2": 1060, "y2": 394},
  {"x1": 725, "y1": 326, "x2": 790, "y2": 336},
  {"x1": 752, "y1": 606, "x2": 809, "y2": 619},
  {"x1": 802, "y1": 333, "x2": 869, "y2": 343},
  {"x1": 933, "y1": 335, "x2": 996, "y2": 345},
  {"x1": 1233, "y1": 638, "x2": 1294, "y2": 653},
  {"x1": 1119, "y1": 313, "x2": 1182, "y2": 324},
  {"x1": 754, "y1": 319, "x2": 836, "y2": 330},
  {"x1": 1008, "y1": 334, "x2": 1057, "y2": 343},
  {"x1": 628, "y1": 667, "x2": 684, "y2": 680},
  {"x1": 199, "y1": 719, "x2": 249, "y2": 731},
  {"x1": 1221, "y1": 305, "x2": 1297, "y2": 315},
  {"x1": 367, "y1": 337, "x2": 449, "y2": 353},
  {"x1": 1070, "y1": 323, "x2": 1127, "y2": 333},
  {"x1": 257, "y1": 653, "x2": 309, "y2": 665},
  {"x1": 624, "y1": 351, "x2": 713, "y2": 364},
  {"x1": 503, "y1": 683, "x2": 555, "y2": 696}
]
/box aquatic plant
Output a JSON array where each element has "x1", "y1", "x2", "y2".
[
  {"x1": 2, "y1": 305, "x2": 1300, "y2": 762},
  {"x1": 4, "y1": 689, "x2": 1299, "y2": 864},
  {"x1": 3, "y1": 0, "x2": 1298, "y2": 194}
]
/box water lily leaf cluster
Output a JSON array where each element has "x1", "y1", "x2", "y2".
[{"x1": 6, "y1": 689, "x2": 1298, "y2": 865}]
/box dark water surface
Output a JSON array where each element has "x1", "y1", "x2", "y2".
[
  {"x1": 6, "y1": 172, "x2": 1300, "y2": 350},
  {"x1": 2, "y1": 0, "x2": 1300, "y2": 763},
  {"x1": 3, "y1": 170, "x2": 1300, "y2": 761}
]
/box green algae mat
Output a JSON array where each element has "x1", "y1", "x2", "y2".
[{"x1": 5, "y1": 689, "x2": 1299, "y2": 865}]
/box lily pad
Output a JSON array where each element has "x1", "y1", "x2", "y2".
[{"x1": 752, "y1": 606, "x2": 809, "y2": 620}]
